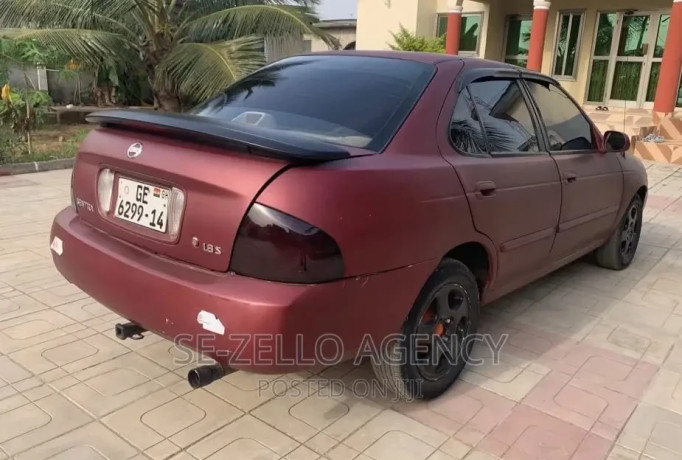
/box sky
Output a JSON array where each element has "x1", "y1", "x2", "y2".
[{"x1": 316, "y1": 0, "x2": 357, "y2": 19}]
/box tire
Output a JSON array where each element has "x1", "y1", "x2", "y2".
[
  {"x1": 372, "y1": 259, "x2": 480, "y2": 400},
  {"x1": 594, "y1": 195, "x2": 643, "y2": 270}
]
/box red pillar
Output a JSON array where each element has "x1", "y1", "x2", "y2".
[
  {"x1": 654, "y1": 0, "x2": 682, "y2": 113},
  {"x1": 445, "y1": 6, "x2": 463, "y2": 55},
  {"x1": 527, "y1": 1, "x2": 551, "y2": 71}
]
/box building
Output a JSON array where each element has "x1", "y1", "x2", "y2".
[
  {"x1": 307, "y1": 20, "x2": 357, "y2": 52},
  {"x1": 266, "y1": 19, "x2": 357, "y2": 63},
  {"x1": 356, "y1": 0, "x2": 682, "y2": 114}
]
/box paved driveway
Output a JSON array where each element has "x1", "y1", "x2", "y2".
[{"x1": 1, "y1": 161, "x2": 682, "y2": 460}]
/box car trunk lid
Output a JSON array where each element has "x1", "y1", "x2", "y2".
[{"x1": 72, "y1": 111, "x2": 351, "y2": 272}]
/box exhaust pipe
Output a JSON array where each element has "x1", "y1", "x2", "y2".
[
  {"x1": 114, "y1": 322, "x2": 146, "y2": 340},
  {"x1": 187, "y1": 364, "x2": 226, "y2": 389}
]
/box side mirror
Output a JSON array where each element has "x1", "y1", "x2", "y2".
[{"x1": 604, "y1": 130, "x2": 631, "y2": 152}]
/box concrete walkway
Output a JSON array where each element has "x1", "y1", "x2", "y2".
[{"x1": 1, "y1": 161, "x2": 682, "y2": 460}]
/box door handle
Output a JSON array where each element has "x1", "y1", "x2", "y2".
[
  {"x1": 565, "y1": 173, "x2": 577, "y2": 183},
  {"x1": 476, "y1": 181, "x2": 497, "y2": 197}
]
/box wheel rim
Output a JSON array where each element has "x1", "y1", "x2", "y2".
[
  {"x1": 620, "y1": 203, "x2": 640, "y2": 261},
  {"x1": 413, "y1": 283, "x2": 471, "y2": 381}
]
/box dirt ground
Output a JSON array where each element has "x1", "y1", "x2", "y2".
[{"x1": 30, "y1": 123, "x2": 92, "y2": 155}]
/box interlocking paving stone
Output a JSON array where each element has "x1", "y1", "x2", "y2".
[{"x1": 1, "y1": 164, "x2": 682, "y2": 459}]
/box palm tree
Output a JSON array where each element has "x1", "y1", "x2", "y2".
[{"x1": 0, "y1": 0, "x2": 338, "y2": 111}]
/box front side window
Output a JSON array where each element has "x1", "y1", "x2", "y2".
[
  {"x1": 436, "y1": 13, "x2": 483, "y2": 54},
  {"x1": 467, "y1": 80, "x2": 540, "y2": 154},
  {"x1": 504, "y1": 17, "x2": 532, "y2": 68},
  {"x1": 192, "y1": 55, "x2": 434, "y2": 152},
  {"x1": 525, "y1": 81, "x2": 596, "y2": 151},
  {"x1": 553, "y1": 12, "x2": 584, "y2": 77}
]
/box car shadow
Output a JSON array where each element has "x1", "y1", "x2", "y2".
[{"x1": 314, "y1": 221, "x2": 674, "y2": 416}]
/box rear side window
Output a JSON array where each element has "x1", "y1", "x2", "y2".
[
  {"x1": 525, "y1": 81, "x2": 596, "y2": 151},
  {"x1": 191, "y1": 55, "x2": 434, "y2": 152},
  {"x1": 467, "y1": 80, "x2": 541, "y2": 154},
  {"x1": 450, "y1": 88, "x2": 488, "y2": 155}
]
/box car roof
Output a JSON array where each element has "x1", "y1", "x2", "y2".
[
  {"x1": 312, "y1": 50, "x2": 503, "y2": 66},
  {"x1": 314, "y1": 50, "x2": 458, "y2": 64},
  {"x1": 309, "y1": 51, "x2": 556, "y2": 83}
]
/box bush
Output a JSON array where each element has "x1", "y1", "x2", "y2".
[
  {"x1": 0, "y1": 126, "x2": 89, "y2": 164},
  {"x1": 0, "y1": 88, "x2": 52, "y2": 130},
  {"x1": 0, "y1": 128, "x2": 28, "y2": 163},
  {"x1": 0, "y1": 85, "x2": 53, "y2": 155},
  {"x1": 389, "y1": 26, "x2": 445, "y2": 53}
]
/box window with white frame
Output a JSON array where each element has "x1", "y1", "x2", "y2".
[
  {"x1": 504, "y1": 16, "x2": 532, "y2": 67},
  {"x1": 436, "y1": 13, "x2": 483, "y2": 54},
  {"x1": 552, "y1": 11, "x2": 584, "y2": 78}
]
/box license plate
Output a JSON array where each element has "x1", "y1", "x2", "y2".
[{"x1": 114, "y1": 178, "x2": 169, "y2": 233}]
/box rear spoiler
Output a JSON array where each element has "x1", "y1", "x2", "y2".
[{"x1": 86, "y1": 109, "x2": 351, "y2": 162}]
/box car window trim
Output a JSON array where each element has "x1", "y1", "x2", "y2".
[
  {"x1": 521, "y1": 78, "x2": 601, "y2": 155},
  {"x1": 456, "y1": 67, "x2": 559, "y2": 93}
]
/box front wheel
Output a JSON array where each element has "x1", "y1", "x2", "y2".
[
  {"x1": 594, "y1": 195, "x2": 643, "y2": 270},
  {"x1": 372, "y1": 260, "x2": 480, "y2": 400}
]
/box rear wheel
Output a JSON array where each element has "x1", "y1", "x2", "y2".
[
  {"x1": 372, "y1": 260, "x2": 479, "y2": 400},
  {"x1": 594, "y1": 195, "x2": 643, "y2": 270}
]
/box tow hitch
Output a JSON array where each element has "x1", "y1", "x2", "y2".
[{"x1": 114, "y1": 322, "x2": 146, "y2": 340}]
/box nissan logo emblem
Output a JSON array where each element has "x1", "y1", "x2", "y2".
[{"x1": 127, "y1": 143, "x2": 143, "y2": 158}]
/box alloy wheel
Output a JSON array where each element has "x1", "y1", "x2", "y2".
[
  {"x1": 620, "y1": 203, "x2": 639, "y2": 261},
  {"x1": 414, "y1": 283, "x2": 471, "y2": 381}
]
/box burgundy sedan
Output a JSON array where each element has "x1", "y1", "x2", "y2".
[{"x1": 50, "y1": 52, "x2": 647, "y2": 400}]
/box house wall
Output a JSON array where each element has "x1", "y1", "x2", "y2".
[
  {"x1": 45, "y1": 71, "x2": 96, "y2": 104},
  {"x1": 358, "y1": 0, "x2": 675, "y2": 105},
  {"x1": 434, "y1": 0, "x2": 494, "y2": 57},
  {"x1": 266, "y1": 28, "x2": 357, "y2": 62},
  {"x1": 356, "y1": 0, "x2": 421, "y2": 50},
  {"x1": 537, "y1": 0, "x2": 671, "y2": 104},
  {"x1": 7, "y1": 64, "x2": 93, "y2": 104},
  {"x1": 307, "y1": 28, "x2": 357, "y2": 52},
  {"x1": 7, "y1": 65, "x2": 41, "y2": 91},
  {"x1": 473, "y1": 0, "x2": 667, "y2": 103},
  {"x1": 416, "y1": 0, "x2": 440, "y2": 40},
  {"x1": 265, "y1": 37, "x2": 309, "y2": 63},
  {"x1": 356, "y1": 0, "x2": 492, "y2": 53}
]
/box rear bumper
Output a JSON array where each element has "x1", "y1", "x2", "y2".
[{"x1": 51, "y1": 207, "x2": 435, "y2": 372}]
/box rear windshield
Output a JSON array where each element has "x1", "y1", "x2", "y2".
[{"x1": 191, "y1": 55, "x2": 435, "y2": 152}]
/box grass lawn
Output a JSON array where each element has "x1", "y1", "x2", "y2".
[{"x1": 0, "y1": 124, "x2": 92, "y2": 164}]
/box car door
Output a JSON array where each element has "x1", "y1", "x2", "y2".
[
  {"x1": 523, "y1": 79, "x2": 623, "y2": 261},
  {"x1": 439, "y1": 76, "x2": 562, "y2": 294}
]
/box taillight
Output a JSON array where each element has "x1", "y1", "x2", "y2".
[
  {"x1": 97, "y1": 168, "x2": 115, "y2": 213},
  {"x1": 230, "y1": 203, "x2": 344, "y2": 283}
]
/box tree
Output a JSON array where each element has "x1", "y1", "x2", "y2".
[
  {"x1": 0, "y1": 0, "x2": 338, "y2": 111},
  {"x1": 390, "y1": 26, "x2": 444, "y2": 53}
]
